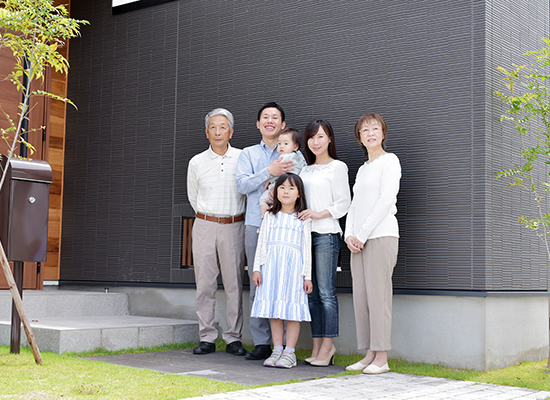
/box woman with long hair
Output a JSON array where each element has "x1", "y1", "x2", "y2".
[{"x1": 298, "y1": 120, "x2": 351, "y2": 366}]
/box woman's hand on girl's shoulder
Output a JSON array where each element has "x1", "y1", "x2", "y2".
[
  {"x1": 297, "y1": 209, "x2": 310, "y2": 220},
  {"x1": 304, "y1": 279, "x2": 313, "y2": 294}
]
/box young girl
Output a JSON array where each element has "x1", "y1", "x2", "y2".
[{"x1": 251, "y1": 173, "x2": 312, "y2": 368}]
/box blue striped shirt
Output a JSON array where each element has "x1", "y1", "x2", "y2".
[{"x1": 236, "y1": 141, "x2": 281, "y2": 227}]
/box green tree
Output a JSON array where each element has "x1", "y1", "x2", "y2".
[
  {"x1": 0, "y1": 0, "x2": 87, "y2": 364},
  {"x1": 495, "y1": 38, "x2": 550, "y2": 370},
  {"x1": 0, "y1": 0, "x2": 87, "y2": 189}
]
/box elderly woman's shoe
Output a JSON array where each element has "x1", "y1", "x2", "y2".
[
  {"x1": 363, "y1": 363, "x2": 390, "y2": 374},
  {"x1": 346, "y1": 360, "x2": 368, "y2": 371}
]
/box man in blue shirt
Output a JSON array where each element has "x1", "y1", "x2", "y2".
[{"x1": 236, "y1": 102, "x2": 295, "y2": 360}]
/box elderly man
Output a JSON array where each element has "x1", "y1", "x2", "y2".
[
  {"x1": 187, "y1": 108, "x2": 246, "y2": 356},
  {"x1": 236, "y1": 101, "x2": 295, "y2": 360}
]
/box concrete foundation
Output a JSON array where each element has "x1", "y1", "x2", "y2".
[
  {"x1": 57, "y1": 284, "x2": 548, "y2": 370},
  {"x1": 391, "y1": 295, "x2": 549, "y2": 370}
]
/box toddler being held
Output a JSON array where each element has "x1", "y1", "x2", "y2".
[{"x1": 259, "y1": 127, "x2": 306, "y2": 215}]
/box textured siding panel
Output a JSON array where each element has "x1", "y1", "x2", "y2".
[
  {"x1": 62, "y1": 0, "x2": 549, "y2": 291},
  {"x1": 485, "y1": 0, "x2": 550, "y2": 290},
  {"x1": 63, "y1": 0, "x2": 178, "y2": 283}
]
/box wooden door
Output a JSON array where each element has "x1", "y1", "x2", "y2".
[
  {"x1": 0, "y1": 47, "x2": 48, "y2": 289},
  {"x1": 1, "y1": 0, "x2": 72, "y2": 288}
]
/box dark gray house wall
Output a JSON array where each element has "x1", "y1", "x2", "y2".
[
  {"x1": 61, "y1": 0, "x2": 549, "y2": 291},
  {"x1": 485, "y1": 2, "x2": 550, "y2": 291}
]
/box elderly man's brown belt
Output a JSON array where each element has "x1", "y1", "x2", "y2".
[{"x1": 196, "y1": 213, "x2": 244, "y2": 224}]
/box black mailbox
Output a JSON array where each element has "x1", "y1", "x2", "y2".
[{"x1": 0, "y1": 156, "x2": 53, "y2": 262}]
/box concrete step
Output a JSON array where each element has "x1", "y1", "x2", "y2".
[
  {"x1": 0, "y1": 315, "x2": 199, "y2": 353},
  {"x1": 0, "y1": 290, "x2": 199, "y2": 353},
  {"x1": 0, "y1": 290, "x2": 129, "y2": 319}
]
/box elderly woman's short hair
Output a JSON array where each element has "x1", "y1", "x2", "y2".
[
  {"x1": 354, "y1": 113, "x2": 388, "y2": 150},
  {"x1": 205, "y1": 108, "x2": 234, "y2": 130}
]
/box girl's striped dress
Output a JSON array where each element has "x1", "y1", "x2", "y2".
[{"x1": 251, "y1": 211, "x2": 312, "y2": 322}]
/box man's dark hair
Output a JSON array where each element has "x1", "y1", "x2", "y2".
[{"x1": 257, "y1": 101, "x2": 285, "y2": 122}]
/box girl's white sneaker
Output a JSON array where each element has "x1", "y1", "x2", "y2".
[
  {"x1": 263, "y1": 350, "x2": 283, "y2": 367},
  {"x1": 276, "y1": 351, "x2": 297, "y2": 368}
]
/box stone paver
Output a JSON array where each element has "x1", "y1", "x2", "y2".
[
  {"x1": 192, "y1": 372, "x2": 550, "y2": 400},
  {"x1": 97, "y1": 349, "x2": 550, "y2": 400},
  {"x1": 91, "y1": 349, "x2": 343, "y2": 386}
]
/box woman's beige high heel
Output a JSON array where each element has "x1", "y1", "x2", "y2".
[
  {"x1": 304, "y1": 356, "x2": 316, "y2": 364},
  {"x1": 310, "y1": 344, "x2": 336, "y2": 367}
]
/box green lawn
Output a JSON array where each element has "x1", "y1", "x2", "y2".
[
  {"x1": 0, "y1": 344, "x2": 246, "y2": 399},
  {"x1": 1, "y1": 343, "x2": 549, "y2": 399}
]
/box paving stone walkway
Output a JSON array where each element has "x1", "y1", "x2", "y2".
[
  {"x1": 195, "y1": 372, "x2": 550, "y2": 400},
  {"x1": 93, "y1": 349, "x2": 550, "y2": 399}
]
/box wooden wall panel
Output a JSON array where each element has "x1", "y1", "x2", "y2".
[
  {"x1": 0, "y1": 0, "x2": 71, "y2": 285},
  {"x1": 43, "y1": 0, "x2": 70, "y2": 280},
  {"x1": 0, "y1": 49, "x2": 47, "y2": 160},
  {"x1": 0, "y1": 262, "x2": 41, "y2": 289},
  {"x1": 0, "y1": 47, "x2": 20, "y2": 156},
  {"x1": 0, "y1": 45, "x2": 45, "y2": 289}
]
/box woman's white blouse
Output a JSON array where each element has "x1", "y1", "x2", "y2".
[
  {"x1": 299, "y1": 160, "x2": 351, "y2": 234},
  {"x1": 345, "y1": 153, "x2": 401, "y2": 243}
]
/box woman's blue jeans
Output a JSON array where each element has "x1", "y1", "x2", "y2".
[{"x1": 309, "y1": 232, "x2": 340, "y2": 338}]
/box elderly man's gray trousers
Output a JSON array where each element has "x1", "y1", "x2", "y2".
[{"x1": 192, "y1": 218, "x2": 245, "y2": 344}]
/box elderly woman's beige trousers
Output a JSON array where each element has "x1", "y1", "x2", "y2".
[{"x1": 350, "y1": 236, "x2": 398, "y2": 351}]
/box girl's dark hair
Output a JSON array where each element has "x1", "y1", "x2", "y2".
[
  {"x1": 303, "y1": 119, "x2": 338, "y2": 165},
  {"x1": 271, "y1": 173, "x2": 308, "y2": 215},
  {"x1": 279, "y1": 126, "x2": 301, "y2": 151}
]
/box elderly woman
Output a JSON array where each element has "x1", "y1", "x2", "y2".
[
  {"x1": 344, "y1": 113, "x2": 401, "y2": 374},
  {"x1": 299, "y1": 120, "x2": 351, "y2": 367}
]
